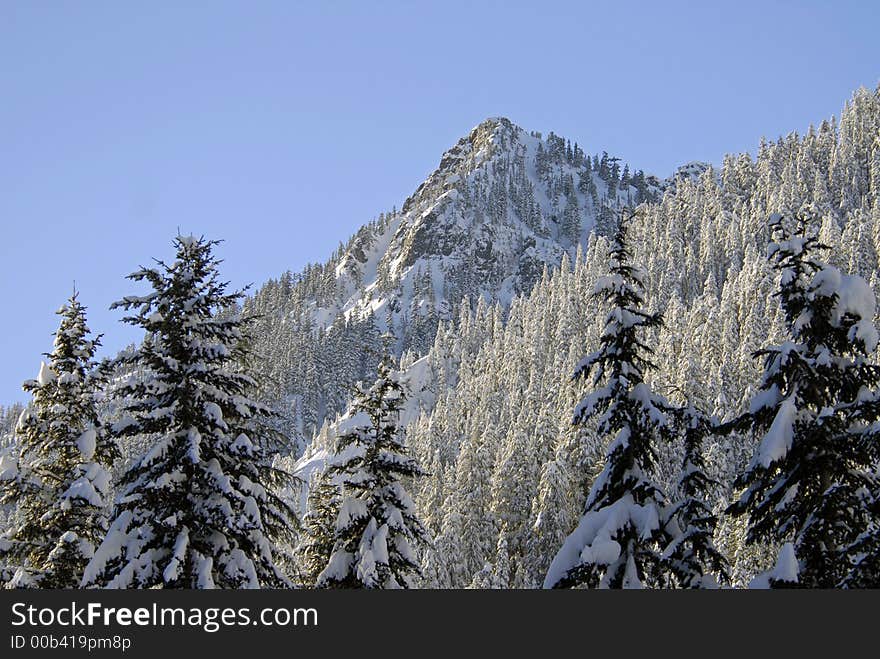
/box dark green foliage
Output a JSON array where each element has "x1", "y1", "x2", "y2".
[
  {"x1": 547, "y1": 210, "x2": 674, "y2": 589},
  {"x1": 663, "y1": 405, "x2": 730, "y2": 588},
  {"x1": 316, "y1": 357, "x2": 429, "y2": 588},
  {"x1": 0, "y1": 294, "x2": 116, "y2": 588},
  {"x1": 728, "y1": 214, "x2": 880, "y2": 588},
  {"x1": 83, "y1": 236, "x2": 298, "y2": 589}
]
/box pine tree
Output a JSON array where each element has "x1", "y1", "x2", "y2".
[
  {"x1": 296, "y1": 467, "x2": 340, "y2": 586},
  {"x1": 544, "y1": 210, "x2": 673, "y2": 589},
  {"x1": 525, "y1": 428, "x2": 584, "y2": 587},
  {"x1": 663, "y1": 404, "x2": 729, "y2": 588},
  {"x1": 560, "y1": 175, "x2": 581, "y2": 244},
  {"x1": 0, "y1": 293, "x2": 116, "y2": 588},
  {"x1": 727, "y1": 213, "x2": 880, "y2": 588},
  {"x1": 83, "y1": 235, "x2": 298, "y2": 589},
  {"x1": 316, "y1": 357, "x2": 429, "y2": 588},
  {"x1": 442, "y1": 426, "x2": 495, "y2": 587},
  {"x1": 489, "y1": 421, "x2": 538, "y2": 587}
]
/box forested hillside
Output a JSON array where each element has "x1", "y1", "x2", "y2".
[
  {"x1": 300, "y1": 84, "x2": 880, "y2": 588},
  {"x1": 2, "y1": 84, "x2": 879, "y2": 589}
]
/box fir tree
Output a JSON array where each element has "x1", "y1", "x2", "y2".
[
  {"x1": 524, "y1": 428, "x2": 584, "y2": 588},
  {"x1": 296, "y1": 467, "x2": 340, "y2": 587},
  {"x1": 317, "y1": 357, "x2": 429, "y2": 588},
  {"x1": 663, "y1": 404, "x2": 729, "y2": 588},
  {"x1": 82, "y1": 235, "x2": 297, "y2": 589},
  {"x1": 544, "y1": 210, "x2": 673, "y2": 589},
  {"x1": 561, "y1": 185, "x2": 581, "y2": 245},
  {"x1": 0, "y1": 294, "x2": 116, "y2": 588},
  {"x1": 727, "y1": 214, "x2": 880, "y2": 588}
]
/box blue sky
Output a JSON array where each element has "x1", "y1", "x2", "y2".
[{"x1": 1, "y1": 1, "x2": 878, "y2": 403}]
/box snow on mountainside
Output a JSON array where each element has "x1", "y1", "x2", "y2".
[
  {"x1": 309, "y1": 116, "x2": 654, "y2": 336},
  {"x1": 671, "y1": 161, "x2": 712, "y2": 182},
  {"x1": 291, "y1": 354, "x2": 436, "y2": 510},
  {"x1": 245, "y1": 116, "x2": 659, "y2": 439}
]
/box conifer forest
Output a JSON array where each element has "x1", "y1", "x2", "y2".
[{"x1": 3, "y1": 84, "x2": 880, "y2": 590}]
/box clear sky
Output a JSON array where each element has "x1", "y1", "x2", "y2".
[{"x1": 1, "y1": 1, "x2": 879, "y2": 403}]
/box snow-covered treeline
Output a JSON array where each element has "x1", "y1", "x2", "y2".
[
  {"x1": 376, "y1": 85, "x2": 880, "y2": 587},
  {"x1": 2, "y1": 84, "x2": 880, "y2": 589}
]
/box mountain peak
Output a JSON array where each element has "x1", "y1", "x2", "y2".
[
  {"x1": 248, "y1": 115, "x2": 665, "y2": 436},
  {"x1": 467, "y1": 116, "x2": 520, "y2": 151},
  {"x1": 405, "y1": 118, "x2": 522, "y2": 214},
  {"x1": 471, "y1": 116, "x2": 516, "y2": 134}
]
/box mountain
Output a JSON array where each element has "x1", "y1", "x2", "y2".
[
  {"x1": 244, "y1": 116, "x2": 658, "y2": 440},
  {"x1": 330, "y1": 117, "x2": 655, "y2": 326},
  {"x1": 3, "y1": 83, "x2": 879, "y2": 591},
  {"x1": 281, "y1": 85, "x2": 880, "y2": 588}
]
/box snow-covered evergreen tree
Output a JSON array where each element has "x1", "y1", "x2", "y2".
[
  {"x1": 296, "y1": 467, "x2": 340, "y2": 586},
  {"x1": 3, "y1": 86, "x2": 879, "y2": 591},
  {"x1": 544, "y1": 211, "x2": 673, "y2": 589},
  {"x1": 728, "y1": 214, "x2": 880, "y2": 588},
  {"x1": 0, "y1": 294, "x2": 116, "y2": 588},
  {"x1": 662, "y1": 404, "x2": 729, "y2": 588},
  {"x1": 317, "y1": 357, "x2": 429, "y2": 588},
  {"x1": 82, "y1": 235, "x2": 297, "y2": 589},
  {"x1": 524, "y1": 428, "x2": 584, "y2": 589}
]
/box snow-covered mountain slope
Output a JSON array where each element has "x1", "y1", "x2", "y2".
[
  {"x1": 290, "y1": 354, "x2": 436, "y2": 510},
  {"x1": 317, "y1": 117, "x2": 656, "y2": 337},
  {"x1": 244, "y1": 117, "x2": 659, "y2": 438}
]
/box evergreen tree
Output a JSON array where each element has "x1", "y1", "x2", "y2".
[
  {"x1": 727, "y1": 214, "x2": 880, "y2": 588},
  {"x1": 296, "y1": 467, "x2": 340, "y2": 586},
  {"x1": 663, "y1": 404, "x2": 729, "y2": 588},
  {"x1": 490, "y1": 415, "x2": 541, "y2": 587},
  {"x1": 83, "y1": 235, "x2": 297, "y2": 589},
  {"x1": 0, "y1": 294, "x2": 116, "y2": 588},
  {"x1": 316, "y1": 357, "x2": 429, "y2": 588},
  {"x1": 561, "y1": 183, "x2": 581, "y2": 245},
  {"x1": 544, "y1": 210, "x2": 673, "y2": 589},
  {"x1": 441, "y1": 426, "x2": 496, "y2": 587},
  {"x1": 525, "y1": 428, "x2": 584, "y2": 587}
]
